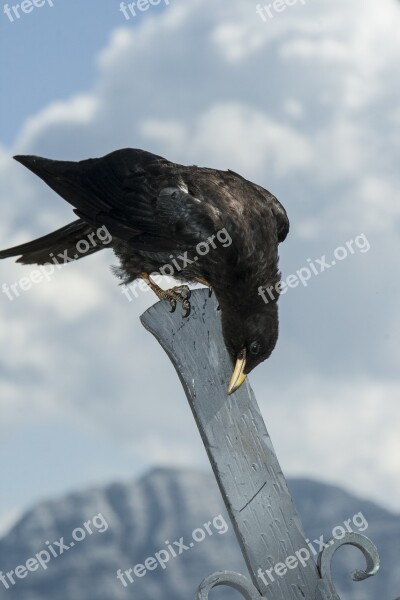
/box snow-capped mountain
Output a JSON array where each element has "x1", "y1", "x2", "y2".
[{"x1": 0, "y1": 468, "x2": 399, "y2": 599}]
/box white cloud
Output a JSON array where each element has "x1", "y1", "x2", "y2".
[
  {"x1": 283, "y1": 98, "x2": 304, "y2": 120},
  {"x1": 211, "y1": 22, "x2": 267, "y2": 63},
  {"x1": 141, "y1": 102, "x2": 313, "y2": 177},
  {"x1": 256, "y1": 376, "x2": 400, "y2": 509},
  {"x1": 15, "y1": 95, "x2": 98, "y2": 153},
  {"x1": 30, "y1": 268, "x2": 108, "y2": 321}
]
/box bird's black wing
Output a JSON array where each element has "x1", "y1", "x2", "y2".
[
  {"x1": 13, "y1": 150, "x2": 219, "y2": 254},
  {"x1": 250, "y1": 182, "x2": 290, "y2": 243},
  {"x1": 227, "y1": 170, "x2": 289, "y2": 243}
]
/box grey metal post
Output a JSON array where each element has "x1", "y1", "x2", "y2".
[{"x1": 140, "y1": 289, "x2": 380, "y2": 600}]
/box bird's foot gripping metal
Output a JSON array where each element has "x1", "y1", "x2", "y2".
[
  {"x1": 166, "y1": 285, "x2": 191, "y2": 316},
  {"x1": 193, "y1": 276, "x2": 213, "y2": 297},
  {"x1": 140, "y1": 273, "x2": 191, "y2": 316}
]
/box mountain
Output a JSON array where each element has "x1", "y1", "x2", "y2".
[{"x1": 0, "y1": 468, "x2": 399, "y2": 599}]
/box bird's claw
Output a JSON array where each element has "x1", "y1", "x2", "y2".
[
  {"x1": 208, "y1": 287, "x2": 213, "y2": 297},
  {"x1": 182, "y1": 299, "x2": 191, "y2": 318},
  {"x1": 173, "y1": 285, "x2": 191, "y2": 300},
  {"x1": 163, "y1": 286, "x2": 191, "y2": 318}
]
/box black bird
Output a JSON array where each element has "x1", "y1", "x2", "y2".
[{"x1": 0, "y1": 149, "x2": 289, "y2": 393}]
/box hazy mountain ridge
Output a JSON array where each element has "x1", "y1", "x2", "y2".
[{"x1": 0, "y1": 468, "x2": 399, "y2": 599}]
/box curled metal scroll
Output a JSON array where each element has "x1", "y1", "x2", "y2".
[
  {"x1": 318, "y1": 532, "x2": 380, "y2": 583},
  {"x1": 197, "y1": 571, "x2": 262, "y2": 600}
]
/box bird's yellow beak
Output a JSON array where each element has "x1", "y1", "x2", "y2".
[{"x1": 227, "y1": 349, "x2": 247, "y2": 395}]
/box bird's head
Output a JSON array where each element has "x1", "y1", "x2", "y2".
[{"x1": 221, "y1": 302, "x2": 279, "y2": 394}]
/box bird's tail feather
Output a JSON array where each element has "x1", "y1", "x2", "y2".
[
  {"x1": 13, "y1": 154, "x2": 108, "y2": 220},
  {"x1": 0, "y1": 219, "x2": 106, "y2": 265}
]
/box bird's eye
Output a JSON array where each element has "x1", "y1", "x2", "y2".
[{"x1": 249, "y1": 341, "x2": 260, "y2": 355}]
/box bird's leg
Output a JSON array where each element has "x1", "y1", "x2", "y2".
[
  {"x1": 194, "y1": 276, "x2": 213, "y2": 297},
  {"x1": 170, "y1": 285, "x2": 192, "y2": 300},
  {"x1": 140, "y1": 273, "x2": 191, "y2": 317}
]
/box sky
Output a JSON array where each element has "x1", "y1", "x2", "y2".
[{"x1": 0, "y1": 0, "x2": 400, "y2": 535}]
